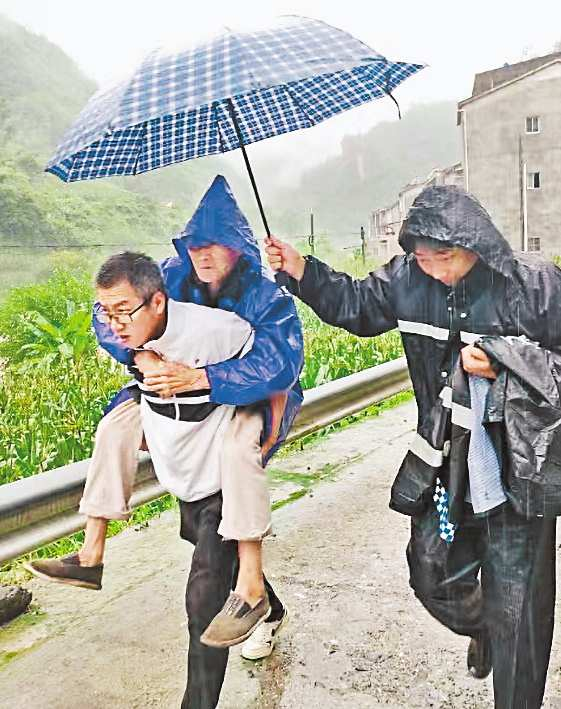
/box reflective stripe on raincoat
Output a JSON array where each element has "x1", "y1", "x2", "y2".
[{"x1": 286, "y1": 185, "x2": 561, "y2": 515}]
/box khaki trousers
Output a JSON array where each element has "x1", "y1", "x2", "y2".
[{"x1": 79, "y1": 399, "x2": 272, "y2": 540}]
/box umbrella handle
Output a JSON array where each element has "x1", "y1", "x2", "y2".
[
  {"x1": 274, "y1": 271, "x2": 290, "y2": 288},
  {"x1": 226, "y1": 99, "x2": 271, "y2": 238},
  {"x1": 226, "y1": 100, "x2": 289, "y2": 287}
]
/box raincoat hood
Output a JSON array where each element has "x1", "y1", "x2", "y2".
[
  {"x1": 95, "y1": 173, "x2": 304, "y2": 460},
  {"x1": 174, "y1": 175, "x2": 261, "y2": 273},
  {"x1": 399, "y1": 185, "x2": 514, "y2": 277}
]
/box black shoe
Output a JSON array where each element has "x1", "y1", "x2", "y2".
[
  {"x1": 24, "y1": 554, "x2": 103, "y2": 590},
  {"x1": 467, "y1": 631, "x2": 492, "y2": 679}
]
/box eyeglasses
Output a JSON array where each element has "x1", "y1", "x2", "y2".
[{"x1": 96, "y1": 298, "x2": 150, "y2": 326}]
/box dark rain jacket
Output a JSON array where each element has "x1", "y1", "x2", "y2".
[
  {"x1": 94, "y1": 175, "x2": 304, "y2": 459},
  {"x1": 479, "y1": 335, "x2": 561, "y2": 518},
  {"x1": 395, "y1": 334, "x2": 561, "y2": 525},
  {"x1": 286, "y1": 185, "x2": 561, "y2": 517}
]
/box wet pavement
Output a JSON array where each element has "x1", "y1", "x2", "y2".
[{"x1": 2, "y1": 399, "x2": 561, "y2": 708}]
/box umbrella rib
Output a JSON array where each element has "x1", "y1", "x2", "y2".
[
  {"x1": 214, "y1": 101, "x2": 226, "y2": 153},
  {"x1": 131, "y1": 122, "x2": 149, "y2": 175},
  {"x1": 284, "y1": 84, "x2": 318, "y2": 129}
]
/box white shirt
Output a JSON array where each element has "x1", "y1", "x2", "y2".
[{"x1": 139, "y1": 299, "x2": 253, "y2": 502}]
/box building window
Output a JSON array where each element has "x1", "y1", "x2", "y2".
[
  {"x1": 526, "y1": 116, "x2": 540, "y2": 133},
  {"x1": 528, "y1": 237, "x2": 541, "y2": 252},
  {"x1": 527, "y1": 171, "x2": 540, "y2": 189}
]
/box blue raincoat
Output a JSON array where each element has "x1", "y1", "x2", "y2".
[{"x1": 94, "y1": 175, "x2": 304, "y2": 459}]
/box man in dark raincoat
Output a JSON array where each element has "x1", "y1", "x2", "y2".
[{"x1": 266, "y1": 185, "x2": 561, "y2": 709}]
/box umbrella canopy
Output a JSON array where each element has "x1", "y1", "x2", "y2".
[{"x1": 46, "y1": 16, "x2": 424, "y2": 183}]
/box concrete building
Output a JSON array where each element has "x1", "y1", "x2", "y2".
[
  {"x1": 458, "y1": 52, "x2": 561, "y2": 256},
  {"x1": 370, "y1": 163, "x2": 463, "y2": 260}
]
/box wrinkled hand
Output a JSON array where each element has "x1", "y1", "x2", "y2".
[
  {"x1": 261, "y1": 391, "x2": 288, "y2": 458},
  {"x1": 461, "y1": 345, "x2": 496, "y2": 379},
  {"x1": 134, "y1": 349, "x2": 164, "y2": 374},
  {"x1": 142, "y1": 361, "x2": 210, "y2": 398},
  {"x1": 265, "y1": 235, "x2": 306, "y2": 281}
]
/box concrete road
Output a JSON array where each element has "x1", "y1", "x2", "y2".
[{"x1": 2, "y1": 400, "x2": 561, "y2": 708}]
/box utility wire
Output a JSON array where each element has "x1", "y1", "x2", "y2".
[
  {"x1": 0, "y1": 229, "x2": 363, "y2": 251},
  {"x1": 0, "y1": 242, "x2": 172, "y2": 250}
]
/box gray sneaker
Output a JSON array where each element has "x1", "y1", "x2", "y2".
[
  {"x1": 23, "y1": 554, "x2": 103, "y2": 591},
  {"x1": 200, "y1": 592, "x2": 271, "y2": 648}
]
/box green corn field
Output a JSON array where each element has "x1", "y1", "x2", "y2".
[{"x1": 0, "y1": 267, "x2": 404, "y2": 486}]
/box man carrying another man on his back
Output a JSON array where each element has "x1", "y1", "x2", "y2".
[{"x1": 26, "y1": 176, "x2": 304, "y2": 709}]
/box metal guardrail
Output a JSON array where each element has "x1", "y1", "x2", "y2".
[{"x1": 0, "y1": 357, "x2": 410, "y2": 564}]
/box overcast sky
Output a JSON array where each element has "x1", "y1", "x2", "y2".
[{"x1": 2, "y1": 0, "x2": 561, "y2": 173}]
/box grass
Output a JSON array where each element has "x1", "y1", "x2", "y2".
[
  {"x1": 0, "y1": 603, "x2": 47, "y2": 668},
  {"x1": 268, "y1": 460, "x2": 345, "y2": 511},
  {"x1": 297, "y1": 302, "x2": 403, "y2": 390}
]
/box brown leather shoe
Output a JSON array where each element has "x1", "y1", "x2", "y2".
[
  {"x1": 200, "y1": 592, "x2": 271, "y2": 648},
  {"x1": 24, "y1": 554, "x2": 103, "y2": 590},
  {"x1": 467, "y1": 631, "x2": 492, "y2": 679}
]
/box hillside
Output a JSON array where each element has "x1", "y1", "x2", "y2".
[
  {"x1": 0, "y1": 14, "x2": 96, "y2": 157},
  {"x1": 0, "y1": 15, "x2": 228, "y2": 207},
  {"x1": 271, "y1": 101, "x2": 462, "y2": 239},
  {"x1": 0, "y1": 15, "x2": 214, "y2": 293}
]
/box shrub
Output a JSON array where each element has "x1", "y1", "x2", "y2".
[
  {"x1": 0, "y1": 268, "x2": 94, "y2": 363},
  {"x1": 0, "y1": 268, "x2": 127, "y2": 483},
  {"x1": 297, "y1": 303, "x2": 403, "y2": 389},
  {"x1": 0, "y1": 356, "x2": 126, "y2": 483}
]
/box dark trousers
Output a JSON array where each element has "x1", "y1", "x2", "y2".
[
  {"x1": 407, "y1": 502, "x2": 556, "y2": 709},
  {"x1": 178, "y1": 492, "x2": 283, "y2": 709}
]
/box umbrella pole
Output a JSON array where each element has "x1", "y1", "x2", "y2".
[{"x1": 226, "y1": 99, "x2": 271, "y2": 238}]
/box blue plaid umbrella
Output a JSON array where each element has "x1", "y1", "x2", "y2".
[{"x1": 46, "y1": 16, "x2": 424, "y2": 235}]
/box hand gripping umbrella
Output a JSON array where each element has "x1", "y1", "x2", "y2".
[{"x1": 46, "y1": 15, "x2": 425, "y2": 238}]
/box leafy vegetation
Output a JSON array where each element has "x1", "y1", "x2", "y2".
[
  {"x1": 298, "y1": 304, "x2": 402, "y2": 389},
  {"x1": 0, "y1": 262, "x2": 404, "y2": 487},
  {"x1": 0, "y1": 270, "x2": 127, "y2": 484},
  {"x1": 0, "y1": 144, "x2": 188, "y2": 297},
  {"x1": 0, "y1": 268, "x2": 95, "y2": 362},
  {"x1": 0, "y1": 357, "x2": 125, "y2": 484}
]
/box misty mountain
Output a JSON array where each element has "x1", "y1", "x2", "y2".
[
  {"x1": 0, "y1": 14, "x2": 96, "y2": 156},
  {"x1": 267, "y1": 101, "x2": 462, "y2": 240},
  {"x1": 0, "y1": 14, "x2": 227, "y2": 213}
]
